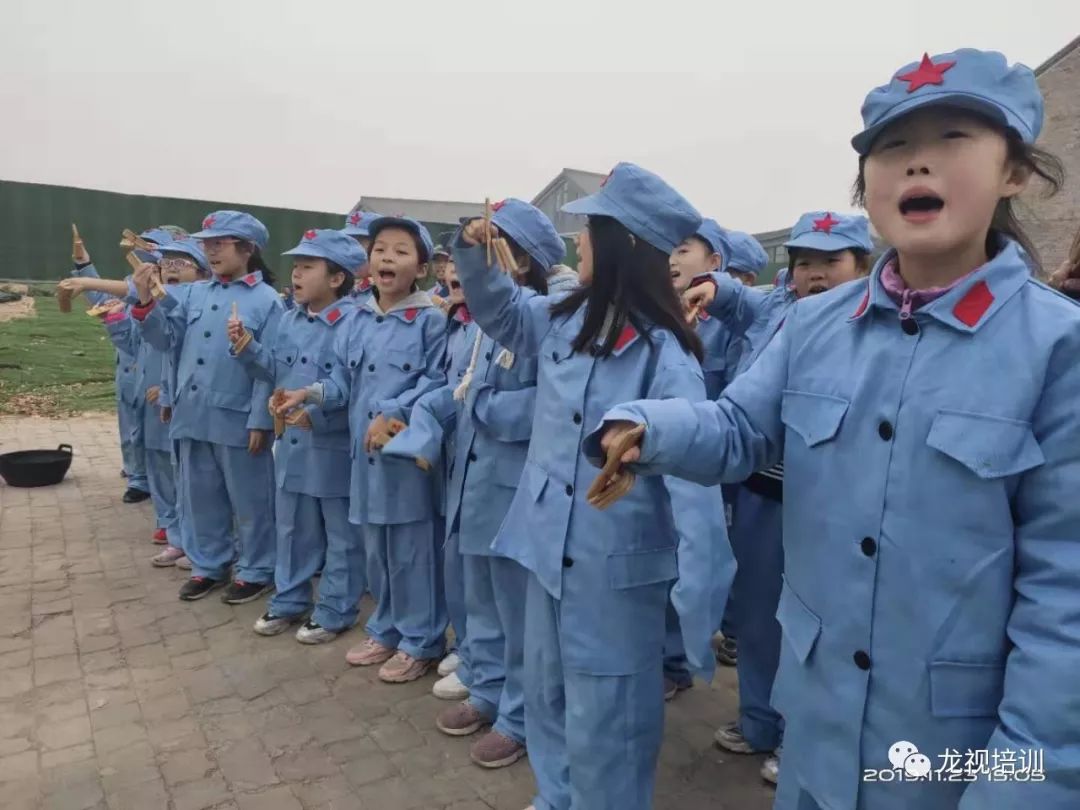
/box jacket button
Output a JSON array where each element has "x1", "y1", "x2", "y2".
[
  {"x1": 197, "y1": 359, "x2": 204, "y2": 365},
  {"x1": 350, "y1": 360, "x2": 357, "y2": 367},
  {"x1": 878, "y1": 421, "x2": 894, "y2": 441},
  {"x1": 552, "y1": 351, "x2": 559, "y2": 361},
  {"x1": 290, "y1": 438, "x2": 298, "y2": 445},
  {"x1": 308, "y1": 316, "x2": 315, "y2": 323},
  {"x1": 203, "y1": 331, "x2": 211, "y2": 338},
  {"x1": 211, "y1": 304, "x2": 218, "y2": 311},
  {"x1": 565, "y1": 484, "x2": 573, "y2": 497},
  {"x1": 124, "y1": 367, "x2": 130, "y2": 373},
  {"x1": 861, "y1": 537, "x2": 877, "y2": 556},
  {"x1": 325, "y1": 363, "x2": 332, "y2": 370},
  {"x1": 901, "y1": 318, "x2": 919, "y2": 336},
  {"x1": 572, "y1": 412, "x2": 582, "y2": 424},
  {"x1": 368, "y1": 364, "x2": 375, "y2": 372},
  {"x1": 368, "y1": 457, "x2": 375, "y2": 465},
  {"x1": 485, "y1": 352, "x2": 492, "y2": 361},
  {"x1": 468, "y1": 452, "x2": 478, "y2": 462},
  {"x1": 301, "y1": 357, "x2": 307, "y2": 364},
  {"x1": 376, "y1": 316, "x2": 384, "y2": 323},
  {"x1": 190, "y1": 384, "x2": 198, "y2": 392},
  {"x1": 854, "y1": 650, "x2": 871, "y2": 670},
  {"x1": 562, "y1": 556, "x2": 573, "y2": 568},
  {"x1": 403, "y1": 363, "x2": 411, "y2": 371},
  {"x1": 368, "y1": 411, "x2": 374, "y2": 419}
]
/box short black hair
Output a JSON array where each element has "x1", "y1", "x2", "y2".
[{"x1": 325, "y1": 261, "x2": 354, "y2": 299}]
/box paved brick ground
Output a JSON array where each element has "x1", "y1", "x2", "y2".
[{"x1": 0, "y1": 415, "x2": 775, "y2": 810}]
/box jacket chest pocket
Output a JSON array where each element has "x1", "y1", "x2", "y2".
[
  {"x1": 926, "y1": 410, "x2": 1044, "y2": 480},
  {"x1": 345, "y1": 340, "x2": 365, "y2": 372},
  {"x1": 186, "y1": 308, "x2": 204, "y2": 325},
  {"x1": 385, "y1": 347, "x2": 421, "y2": 377},
  {"x1": 781, "y1": 390, "x2": 849, "y2": 448},
  {"x1": 928, "y1": 660, "x2": 1004, "y2": 718},
  {"x1": 274, "y1": 343, "x2": 300, "y2": 367}
]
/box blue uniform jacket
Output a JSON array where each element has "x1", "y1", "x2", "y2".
[
  {"x1": 316, "y1": 291, "x2": 447, "y2": 526},
  {"x1": 233, "y1": 299, "x2": 355, "y2": 499},
  {"x1": 72, "y1": 263, "x2": 139, "y2": 408},
  {"x1": 455, "y1": 238, "x2": 733, "y2": 678},
  {"x1": 135, "y1": 272, "x2": 283, "y2": 448},
  {"x1": 695, "y1": 311, "x2": 736, "y2": 399},
  {"x1": 589, "y1": 241, "x2": 1080, "y2": 808},
  {"x1": 704, "y1": 271, "x2": 797, "y2": 377}
]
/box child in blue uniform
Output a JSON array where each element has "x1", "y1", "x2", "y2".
[
  {"x1": 132, "y1": 211, "x2": 283, "y2": 604},
  {"x1": 456, "y1": 164, "x2": 733, "y2": 810},
  {"x1": 277, "y1": 216, "x2": 448, "y2": 683},
  {"x1": 229, "y1": 229, "x2": 368, "y2": 643},
  {"x1": 343, "y1": 210, "x2": 381, "y2": 302},
  {"x1": 590, "y1": 49, "x2": 1076, "y2": 810},
  {"x1": 724, "y1": 230, "x2": 769, "y2": 288},
  {"x1": 386, "y1": 198, "x2": 564, "y2": 769}
]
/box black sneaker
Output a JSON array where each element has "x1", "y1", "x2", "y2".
[
  {"x1": 715, "y1": 636, "x2": 738, "y2": 667},
  {"x1": 179, "y1": 576, "x2": 223, "y2": 601},
  {"x1": 221, "y1": 580, "x2": 273, "y2": 605},
  {"x1": 123, "y1": 488, "x2": 151, "y2": 504}
]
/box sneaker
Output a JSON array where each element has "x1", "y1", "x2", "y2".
[
  {"x1": 433, "y1": 671, "x2": 470, "y2": 700},
  {"x1": 345, "y1": 638, "x2": 396, "y2": 667},
  {"x1": 176, "y1": 555, "x2": 192, "y2": 571},
  {"x1": 470, "y1": 730, "x2": 526, "y2": 769},
  {"x1": 152, "y1": 546, "x2": 186, "y2": 567},
  {"x1": 761, "y1": 747, "x2": 782, "y2": 785},
  {"x1": 296, "y1": 620, "x2": 339, "y2": 645},
  {"x1": 378, "y1": 651, "x2": 435, "y2": 683},
  {"x1": 713, "y1": 722, "x2": 761, "y2": 755},
  {"x1": 715, "y1": 636, "x2": 738, "y2": 667},
  {"x1": 437, "y1": 652, "x2": 460, "y2": 677},
  {"x1": 254, "y1": 612, "x2": 299, "y2": 636},
  {"x1": 435, "y1": 701, "x2": 488, "y2": 737},
  {"x1": 123, "y1": 488, "x2": 151, "y2": 504},
  {"x1": 179, "y1": 576, "x2": 223, "y2": 601},
  {"x1": 152, "y1": 528, "x2": 168, "y2": 545},
  {"x1": 664, "y1": 677, "x2": 691, "y2": 702},
  {"x1": 221, "y1": 580, "x2": 273, "y2": 605}
]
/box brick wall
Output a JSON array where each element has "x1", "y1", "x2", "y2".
[{"x1": 1017, "y1": 38, "x2": 1080, "y2": 275}]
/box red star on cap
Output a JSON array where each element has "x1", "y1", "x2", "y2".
[
  {"x1": 304, "y1": 229, "x2": 317, "y2": 240},
  {"x1": 896, "y1": 53, "x2": 956, "y2": 94},
  {"x1": 812, "y1": 212, "x2": 840, "y2": 234},
  {"x1": 491, "y1": 200, "x2": 506, "y2": 212},
  {"x1": 348, "y1": 212, "x2": 361, "y2": 225},
  {"x1": 203, "y1": 215, "x2": 216, "y2": 229}
]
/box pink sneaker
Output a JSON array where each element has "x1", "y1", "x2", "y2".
[
  {"x1": 346, "y1": 638, "x2": 395, "y2": 667},
  {"x1": 152, "y1": 546, "x2": 185, "y2": 567},
  {"x1": 435, "y1": 702, "x2": 488, "y2": 737},
  {"x1": 378, "y1": 651, "x2": 435, "y2": 683},
  {"x1": 470, "y1": 730, "x2": 526, "y2": 769},
  {"x1": 152, "y1": 528, "x2": 168, "y2": 545}
]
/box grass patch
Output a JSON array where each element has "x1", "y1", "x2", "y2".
[{"x1": 0, "y1": 297, "x2": 117, "y2": 416}]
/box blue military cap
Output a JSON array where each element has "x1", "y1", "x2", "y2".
[
  {"x1": 852, "y1": 49, "x2": 1043, "y2": 155},
  {"x1": 561, "y1": 162, "x2": 702, "y2": 254},
  {"x1": 190, "y1": 210, "x2": 270, "y2": 251},
  {"x1": 343, "y1": 210, "x2": 382, "y2": 238},
  {"x1": 157, "y1": 237, "x2": 211, "y2": 274},
  {"x1": 692, "y1": 218, "x2": 727, "y2": 257},
  {"x1": 785, "y1": 212, "x2": 874, "y2": 254},
  {"x1": 724, "y1": 231, "x2": 769, "y2": 277},
  {"x1": 283, "y1": 228, "x2": 368, "y2": 276},
  {"x1": 140, "y1": 227, "x2": 180, "y2": 246},
  {"x1": 492, "y1": 198, "x2": 566, "y2": 270},
  {"x1": 368, "y1": 215, "x2": 435, "y2": 263}
]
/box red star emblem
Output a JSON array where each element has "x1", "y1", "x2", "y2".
[
  {"x1": 202, "y1": 215, "x2": 216, "y2": 229},
  {"x1": 492, "y1": 200, "x2": 506, "y2": 212},
  {"x1": 896, "y1": 53, "x2": 956, "y2": 94},
  {"x1": 304, "y1": 229, "x2": 317, "y2": 240},
  {"x1": 812, "y1": 213, "x2": 840, "y2": 234},
  {"x1": 326, "y1": 307, "x2": 342, "y2": 324},
  {"x1": 348, "y1": 212, "x2": 361, "y2": 226}
]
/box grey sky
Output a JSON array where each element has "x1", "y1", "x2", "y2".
[{"x1": 1, "y1": 0, "x2": 1076, "y2": 232}]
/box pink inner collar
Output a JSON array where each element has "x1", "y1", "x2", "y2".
[{"x1": 879, "y1": 258, "x2": 976, "y2": 319}]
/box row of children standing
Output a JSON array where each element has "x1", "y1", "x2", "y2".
[{"x1": 67, "y1": 44, "x2": 1079, "y2": 810}]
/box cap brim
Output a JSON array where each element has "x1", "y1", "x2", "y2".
[
  {"x1": 785, "y1": 233, "x2": 866, "y2": 252},
  {"x1": 189, "y1": 228, "x2": 229, "y2": 240},
  {"x1": 852, "y1": 93, "x2": 1012, "y2": 154},
  {"x1": 560, "y1": 192, "x2": 614, "y2": 217},
  {"x1": 342, "y1": 225, "x2": 370, "y2": 237}
]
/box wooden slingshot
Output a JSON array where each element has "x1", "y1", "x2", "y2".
[
  {"x1": 586, "y1": 424, "x2": 646, "y2": 510},
  {"x1": 269, "y1": 390, "x2": 288, "y2": 438}
]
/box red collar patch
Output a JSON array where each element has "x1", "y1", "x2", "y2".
[
  {"x1": 358, "y1": 278, "x2": 372, "y2": 292},
  {"x1": 852, "y1": 289, "x2": 870, "y2": 318},
  {"x1": 452, "y1": 304, "x2": 472, "y2": 324},
  {"x1": 613, "y1": 324, "x2": 637, "y2": 352},
  {"x1": 953, "y1": 280, "x2": 994, "y2": 327},
  {"x1": 812, "y1": 212, "x2": 840, "y2": 234},
  {"x1": 403, "y1": 307, "x2": 419, "y2": 323},
  {"x1": 242, "y1": 273, "x2": 259, "y2": 287},
  {"x1": 326, "y1": 307, "x2": 342, "y2": 325},
  {"x1": 896, "y1": 53, "x2": 956, "y2": 93}
]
